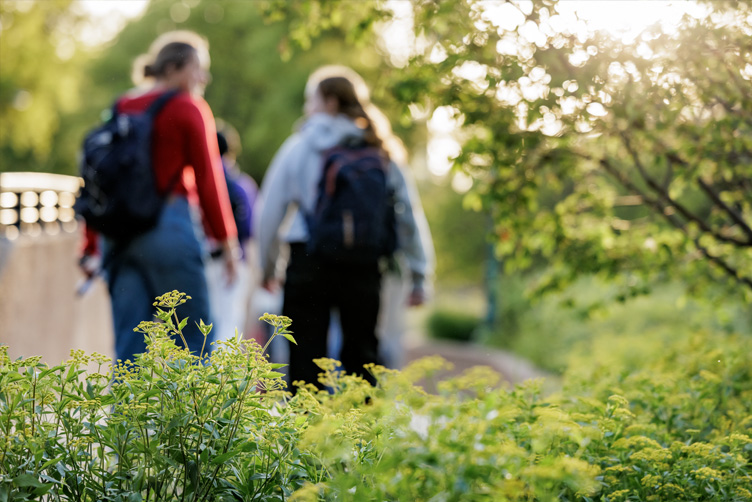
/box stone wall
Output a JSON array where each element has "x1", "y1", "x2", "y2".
[{"x1": 0, "y1": 232, "x2": 114, "y2": 364}]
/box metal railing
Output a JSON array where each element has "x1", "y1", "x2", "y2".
[{"x1": 0, "y1": 172, "x2": 81, "y2": 239}]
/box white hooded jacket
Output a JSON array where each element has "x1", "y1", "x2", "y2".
[{"x1": 254, "y1": 112, "x2": 433, "y2": 289}]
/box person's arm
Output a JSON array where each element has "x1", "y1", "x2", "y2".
[
  {"x1": 389, "y1": 162, "x2": 435, "y2": 306},
  {"x1": 78, "y1": 224, "x2": 101, "y2": 279},
  {"x1": 178, "y1": 97, "x2": 240, "y2": 280},
  {"x1": 254, "y1": 137, "x2": 299, "y2": 287}
]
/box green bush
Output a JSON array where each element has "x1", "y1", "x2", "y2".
[
  {"x1": 0, "y1": 292, "x2": 310, "y2": 501},
  {"x1": 2, "y1": 292, "x2": 751, "y2": 501},
  {"x1": 291, "y1": 330, "x2": 752, "y2": 501},
  {"x1": 485, "y1": 275, "x2": 752, "y2": 374},
  {"x1": 426, "y1": 309, "x2": 482, "y2": 342}
]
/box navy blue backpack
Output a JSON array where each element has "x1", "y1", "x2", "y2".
[
  {"x1": 307, "y1": 143, "x2": 397, "y2": 264},
  {"x1": 74, "y1": 90, "x2": 178, "y2": 242}
]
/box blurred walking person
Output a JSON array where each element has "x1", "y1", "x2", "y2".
[
  {"x1": 206, "y1": 123, "x2": 258, "y2": 342},
  {"x1": 255, "y1": 65, "x2": 433, "y2": 389},
  {"x1": 79, "y1": 31, "x2": 239, "y2": 363}
]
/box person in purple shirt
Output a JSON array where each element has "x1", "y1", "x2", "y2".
[
  {"x1": 206, "y1": 122, "x2": 259, "y2": 342},
  {"x1": 217, "y1": 129, "x2": 257, "y2": 256}
]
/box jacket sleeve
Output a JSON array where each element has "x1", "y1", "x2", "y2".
[
  {"x1": 254, "y1": 136, "x2": 300, "y2": 282},
  {"x1": 388, "y1": 162, "x2": 435, "y2": 290},
  {"x1": 81, "y1": 224, "x2": 99, "y2": 257},
  {"x1": 179, "y1": 97, "x2": 237, "y2": 242}
]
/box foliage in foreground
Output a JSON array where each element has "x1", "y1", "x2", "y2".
[
  {"x1": 0, "y1": 292, "x2": 307, "y2": 501},
  {"x1": 2, "y1": 294, "x2": 751, "y2": 501}
]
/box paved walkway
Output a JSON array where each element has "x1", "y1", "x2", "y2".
[
  {"x1": 403, "y1": 338, "x2": 551, "y2": 387},
  {"x1": 2, "y1": 232, "x2": 550, "y2": 388}
]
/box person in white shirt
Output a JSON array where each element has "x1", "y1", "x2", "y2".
[{"x1": 254, "y1": 65, "x2": 433, "y2": 389}]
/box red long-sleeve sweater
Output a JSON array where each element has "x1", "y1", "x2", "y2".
[{"x1": 82, "y1": 89, "x2": 236, "y2": 254}]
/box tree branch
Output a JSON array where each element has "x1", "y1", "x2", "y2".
[
  {"x1": 660, "y1": 147, "x2": 752, "y2": 246},
  {"x1": 696, "y1": 177, "x2": 752, "y2": 245},
  {"x1": 662, "y1": 153, "x2": 674, "y2": 192},
  {"x1": 620, "y1": 132, "x2": 749, "y2": 247},
  {"x1": 597, "y1": 156, "x2": 752, "y2": 291},
  {"x1": 596, "y1": 156, "x2": 687, "y2": 231}
]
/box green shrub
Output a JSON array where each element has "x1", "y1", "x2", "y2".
[
  {"x1": 426, "y1": 309, "x2": 482, "y2": 342},
  {"x1": 2, "y1": 292, "x2": 751, "y2": 501},
  {"x1": 0, "y1": 291, "x2": 312, "y2": 501},
  {"x1": 486, "y1": 275, "x2": 751, "y2": 374},
  {"x1": 289, "y1": 332, "x2": 752, "y2": 501}
]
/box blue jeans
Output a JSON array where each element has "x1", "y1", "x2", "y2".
[{"x1": 103, "y1": 197, "x2": 213, "y2": 362}]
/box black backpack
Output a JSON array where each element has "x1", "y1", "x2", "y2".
[
  {"x1": 307, "y1": 143, "x2": 397, "y2": 264},
  {"x1": 74, "y1": 90, "x2": 178, "y2": 242}
]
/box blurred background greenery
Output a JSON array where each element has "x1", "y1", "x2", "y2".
[{"x1": 2, "y1": 0, "x2": 749, "y2": 376}]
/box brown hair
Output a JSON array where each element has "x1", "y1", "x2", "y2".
[
  {"x1": 132, "y1": 30, "x2": 209, "y2": 85},
  {"x1": 317, "y1": 76, "x2": 382, "y2": 149},
  {"x1": 215, "y1": 119, "x2": 242, "y2": 159},
  {"x1": 307, "y1": 65, "x2": 407, "y2": 164},
  {"x1": 143, "y1": 42, "x2": 196, "y2": 78}
]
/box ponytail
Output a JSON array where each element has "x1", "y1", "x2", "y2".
[
  {"x1": 308, "y1": 65, "x2": 407, "y2": 165},
  {"x1": 131, "y1": 31, "x2": 209, "y2": 85},
  {"x1": 317, "y1": 76, "x2": 383, "y2": 150}
]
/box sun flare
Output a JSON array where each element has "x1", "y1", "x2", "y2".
[{"x1": 558, "y1": 1, "x2": 709, "y2": 43}]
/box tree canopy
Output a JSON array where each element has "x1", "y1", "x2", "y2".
[
  {"x1": 267, "y1": 0, "x2": 752, "y2": 302},
  {"x1": 92, "y1": 0, "x2": 391, "y2": 182},
  {"x1": 0, "y1": 0, "x2": 88, "y2": 173},
  {"x1": 0, "y1": 0, "x2": 392, "y2": 181},
  {"x1": 2, "y1": 0, "x2": 750, "y2": 302}
]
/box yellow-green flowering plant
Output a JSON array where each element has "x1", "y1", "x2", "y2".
[
  {"x1": 285, "y1": 330, "x2": 751, "y2": 501},
  {"x1": 0, "y1": 292, "x2": 312, "y2": 501},
  {"x1": 2, "y1": 292, "x2": 751, "y2": 501}
]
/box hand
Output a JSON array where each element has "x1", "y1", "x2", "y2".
[
  {"x1": 220, "y1": 239, "x2": 241, "y2": 285},
  {"x1": 262, "y1": 277, "x2": 281, "y2": 293},
  {"x1": 407, "y1": 285, "x2": 426, "y2": 307},
  {"x1": 78, "y1": 254, "x2": 101, "y2": 279}
]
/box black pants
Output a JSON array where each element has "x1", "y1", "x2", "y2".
[{"x1": 284, "y1": 243, "x2": 382, "y2": 389}]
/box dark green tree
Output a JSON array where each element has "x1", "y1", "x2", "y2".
[
  {"x1": 0, "y1": 0, "x2": 88, "y2": 174},
  {"x1": 1, "y1": 0, "x2": 396, "y2": 181}
]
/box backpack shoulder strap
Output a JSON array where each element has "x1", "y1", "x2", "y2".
[
  {"x1": 145, "y1": 89, "x2": 180, "y2": 118},
  {"x1": 107, "y1": 98, "x2": 121, "y2": 122},
  {"x1": 107, "y1": 89, "x2": 179, "y2": 122}
]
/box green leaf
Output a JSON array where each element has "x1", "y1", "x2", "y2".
[
  {"x1": 187, "y1": 460, "x2": 199, "y2": 488},
  {"x1": 40, "y1": 456, "x2": 64, "y2": 470},
  {"x1": 86, "y1": 380, "x2": 96, "y2": 399},
  {"x1": 240, "y1": 441, "x2": 259, "y2": 452},
  {"x1": 99, "y1": 394, "x2": 117, "y2": 407},
  {"x1": 32, "y1": 483, "x2": 54, "y2": 497},
  {"x1": 210, "y1": 451, "x2": 237, "y2": 465},
  {"x1": 13, "y1": 474, "x2": 45, "y2": 488},
  {"x1": 141, "y1": 389, "x2": 162, "y2": 400},
  {"x1": 167, "y1": 413, "x2": 192, "y2": 430},
  {"x1": 238, "y1": 380, "x2": 248, "y2": 394},
  {"x1": 260, "y1": 372, "x2": 285, "y2": 379},
  {"x1": 282, "y1": 333, "x2": 297, "y2": 345},
  {"x1": 38, "y1": 365, "x2": 65, "y2": 379},
  {"x1": 221, "y1": 397, "x2": 238, "y2": 411},
  {"x1": 1, "y1": 371, "x2": 25, "y2": 384}
]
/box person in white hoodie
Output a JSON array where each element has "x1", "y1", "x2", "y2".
[{"x1": 254, "y1": 65, "x2": 433, "y2": 389}]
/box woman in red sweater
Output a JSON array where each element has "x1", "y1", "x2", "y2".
[{"x1": 81, "y1": 31, "x2": 239, "y2": 362}]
